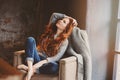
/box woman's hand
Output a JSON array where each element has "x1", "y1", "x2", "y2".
[
  {"x1": 32, "y1": 60, "x2": 48, "y2": 72},
  {"x1": 32, "y1": 66, "x2": 38, "y2": 74},
  {"x1": 65, "y1": 15, "x2": 78, "y2": 26},
  {"x1": 72, "y1": 18, "x2": 78, "y2": 26}
]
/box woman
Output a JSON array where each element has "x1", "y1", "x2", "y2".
[{"x1": 17, "y1": 13, "x2": 77, "y2": 80}]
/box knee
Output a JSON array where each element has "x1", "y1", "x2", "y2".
[{"x1": 27, "y1": 37, "x2": 35, "y2": 43}]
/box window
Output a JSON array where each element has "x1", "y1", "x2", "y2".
[
  {"x1": 115, "y1": 0, "x2": 120, "y2": 52},
  {"x1": 113, "y1": 0, "x2": 120, "y2": 80}
]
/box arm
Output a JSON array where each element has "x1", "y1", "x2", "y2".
[
  {"x1": 49, "y1": 12, "x2": 66, "y2": 24},
  {"x1": 33, "y1": 39, "x2": 68, "y2": 69},
  {"x1": 49, "y1": 12, "x2": 78, "y2": 27},
  {"x1": 47, "y1": 39, "x2": 68, "y2": 62},
  {"x1": 33, "y1": 59, "x2": 48, "y2": 69}
]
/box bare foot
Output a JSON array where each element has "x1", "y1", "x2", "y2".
[{"x1": 17, "y1": 64, "x2": 28, "y2": 71}]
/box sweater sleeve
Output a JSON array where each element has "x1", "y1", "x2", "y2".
[
  {"x1": 49, "y1": 12, "x2": 66, "y2": 24},
  {"x1": 47, "y1": 39, "x2": 68, "y2": 62}
]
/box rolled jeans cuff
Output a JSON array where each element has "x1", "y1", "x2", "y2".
[{"x1": 26, "y1": 57, "x2": 34, "y2": 62}]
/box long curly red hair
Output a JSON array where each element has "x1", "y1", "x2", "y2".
[{"x1": 37, "y1": 18, "x2": 74, "y2": 57}]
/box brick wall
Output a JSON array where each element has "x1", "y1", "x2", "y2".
[{"x1": 0, "y1": 0, "x2": 39, "y2": 65}]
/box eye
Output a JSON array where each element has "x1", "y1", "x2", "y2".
[{"x1": 63, "y1": 20, "x2": 66, "y2": 23}]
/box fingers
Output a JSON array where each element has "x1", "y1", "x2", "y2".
[
  {"x1": 72, "y1": 19, "x2": 78, "y2": 26},
  {"x1": 65, "y1": 16, "x2": 78, "y2": 26},
  {"x1": 32, "y1": 66, "x2": 36, "y2": 73}
]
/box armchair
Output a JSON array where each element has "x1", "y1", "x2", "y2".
[
  {"x1": 13, "y1": 29, "x2": 91, "y2": 80},
  {"x1": 13, "y1": 50, "x2": 77, "y2": 80}
]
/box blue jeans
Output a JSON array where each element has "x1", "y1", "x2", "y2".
[{"x1": 25, "y1": 37, "x2": 59, "y2": 74}]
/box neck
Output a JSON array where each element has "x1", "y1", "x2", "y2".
[{"x1": 56, "y1": 29, "x2": 63, "y2": 35}]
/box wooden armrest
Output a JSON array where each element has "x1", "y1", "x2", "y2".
[
  {"x1": 59, "y1": 56, "x2": 77, "y2": 80},
  {"x1": 14, "y1": 50, "x2": 25, "y2": 55},
  {"x1": 14, "y1": 50, "x2": 25, "y2": 67}
]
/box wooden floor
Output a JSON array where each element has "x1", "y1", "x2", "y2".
[{"x1": 0, "y1": 58, "x2": 23, "y2": 80}]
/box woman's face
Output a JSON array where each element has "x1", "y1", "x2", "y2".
[{"x1": 56, "y1": 17, "x2": 70, "y2": 31}]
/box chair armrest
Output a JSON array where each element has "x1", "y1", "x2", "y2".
[
  {"x1": 13, "y1": 50, "x2": 25, "y2": 67},
  {"x1": 59, "y1": 56, "x2": 77, "y2": 80},
  {"x1": 14, "y1": 50, "x2": 25, "y2": 55}
]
